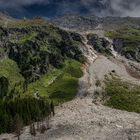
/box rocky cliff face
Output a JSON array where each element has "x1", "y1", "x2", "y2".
[{"x1": 113, "y1": 38, "x2": 140, "y2": 61}]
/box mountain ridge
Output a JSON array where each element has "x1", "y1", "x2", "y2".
[{"x1": 51, "y1": 14, "x2": 140, "y2": 30}]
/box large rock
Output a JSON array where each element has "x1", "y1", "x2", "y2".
[{"x1": 87, "y1": 34, "x2": 111, "y2": 54}]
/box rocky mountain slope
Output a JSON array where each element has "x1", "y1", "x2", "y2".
[
  {"x1": 1, "y1": 30, "x2": 140, "y2": 140},
  {"x1": 0, "y1": 14, "x2": 140, "y2": 140},
  {"x1": 52, "y1": 15, "x2": 140, "y2": 62}
]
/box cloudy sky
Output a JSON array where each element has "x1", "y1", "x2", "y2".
[{"x1": 0, "y1": 0, "x2": 140, "y2": 18}]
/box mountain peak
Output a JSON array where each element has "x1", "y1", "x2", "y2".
[{"x1": 0, "y1": 11, "x2": 13, "y2": 20}]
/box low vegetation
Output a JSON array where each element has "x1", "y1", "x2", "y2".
[{"x1": 104, "y1": 78, "x2": 140, "y2": 113}]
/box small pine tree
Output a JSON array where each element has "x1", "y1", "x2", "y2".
[
  {"x1": 36, "y1": 121, "x2": 40, "y2": 132},
  {"x1": 95, "y1": 79, "x2": 101, "y2": 87},
  {"x1": 14, "y1": 114, "x2": 23, "y2": 140},
  {"x1": 50, "y1": 101, "x2": 55, "y2": 116},
  {"x1": 46, "y1": 116, "x2": 50, "y2": 130},
  {"x1": 40, "y1": 125, "x2": 46, "y2": 134},
  {"x1": 30, "y1": 122, "x2": 36, "y2": 136},
  {"x1": 8, "y1": 116, "x2": 13, "y2": 133},
  {"x1": 23, "y1": 79, "x2": 28, "y2": 92}
]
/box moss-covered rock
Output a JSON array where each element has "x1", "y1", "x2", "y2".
[{"x1": 87, "y1": 34, "x2": 111, "y2": 55}]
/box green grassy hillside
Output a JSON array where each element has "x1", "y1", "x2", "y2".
[{"x1": 25, "y1": 59, "x2": 82, "y2": 104}]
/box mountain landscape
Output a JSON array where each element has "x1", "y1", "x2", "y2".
[{"x1": 0, "y1": 2, "x2": 140, "y2": 140}]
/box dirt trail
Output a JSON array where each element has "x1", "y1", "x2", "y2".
[{"x1": 77, "y1": 35, "x2": 97, "y2": 97}]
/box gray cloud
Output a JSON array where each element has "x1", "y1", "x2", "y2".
[
  {"x1": 80, "y1": 0, "x2": 140, "y2": 17},
  {"x1": 0, "y1": 0, "x2": 140, "y2": 17},
  {"x1": 109, "y1": 0, "x2": 140, "y2": 17}
]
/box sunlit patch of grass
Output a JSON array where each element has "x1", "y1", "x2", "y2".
[
  {"x1": 0, "y1": 58, "x2": 24, "y2": 93},
  {"x1": 25, "y1": 59, "x2": 83, "y2": 104},
  {"x1": 104, "y1": 78, "x2": 140, "y2": 113}
]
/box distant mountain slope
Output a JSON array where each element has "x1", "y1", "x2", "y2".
[
  {"x1": 51, "y1": 15, "x2": 101, "y2": 30},
  {"x1": 51, "y1": 15, "x2": 140, "y2": 30},
  {"x1": 0, "y1": 11, "x2": 15, "y2": 27},
  {"x1": 0, "y1": 11, "x2": 14, "y2": 20}
]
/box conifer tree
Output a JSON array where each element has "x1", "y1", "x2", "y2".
[
  {"x1": 30, "y1": 121, "x2": 36, "y2": 136},
  {"x1": 14, "y1": 114, "x2": 23, "y2": 140},
  {"x1": 50, "y1": 101, "x2": 55, "y2": 116}
]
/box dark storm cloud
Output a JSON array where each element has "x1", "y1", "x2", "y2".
[{"x1": 0, "y1": 0, "x2": 140, "y2": 17}]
